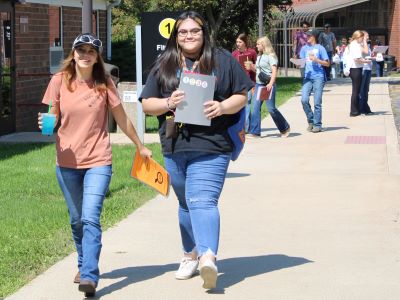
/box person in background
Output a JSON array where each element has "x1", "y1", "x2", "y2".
[
  {"x1": 232, "y1": 33, "x2": 257, "y2": 132},
  {"x1": 292, "y1": 21, "x2": 311, "y2": 78},
  {"x1": 336, "y1": 37, "x2": 348, "y2": 77},
  {"x1": 347, "y1": 30, "x2": 370, "y2": 117},
  {"x1": 38, "y1": 33, "x2": 152, "y2": 298},
  {"x1": 299, "y1": 29, "x2": 330, "y2": 133},
  {"x1": 140, "y1": 11, "x2": 253, "y2": 290},
  {"x1": 359, "y1": 31, "x2": 373, "y2": 115},
  {"x1": 372, "y1": 39, "x2": 385, "y2": 77},
  {"x1": 247, "y1": 36, "x2": 290, "y2": 138},
  {"x1": 318, "y1": 23, "x2": 336, "y2": 81}
]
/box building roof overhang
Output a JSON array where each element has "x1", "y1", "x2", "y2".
[{"x1": 287, "y1": 0, "x2": 370, "y2": 27}]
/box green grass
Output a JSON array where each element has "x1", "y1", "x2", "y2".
[
  {"x1": 144, "y1": 77, "x2": 302, "y2": 132},
  {"x1": 0, "y1": 143, "x2": 162, "y2": 297},
  {"x1": 261, "y1": 77, "x2": 302, "y2": 119}
]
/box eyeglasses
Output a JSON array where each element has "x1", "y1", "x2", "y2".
[
  {"x1": 177, "y1": 28, "x2": 202, "y2": 37},
  {"x1": 73, "y1": 34, "x2": 102, "y2": 52}
]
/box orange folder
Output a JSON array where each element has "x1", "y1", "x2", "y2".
[{"x1": 130, "y1": 151, "x2": 170, "y2": 196}]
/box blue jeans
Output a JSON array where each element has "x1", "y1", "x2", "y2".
[
  {"x1": 245, "y1": 89, "x2": 253, "y2": 133},
  {"x1": 164, "y1": 151, "x2": 230, "y2": 257},
  {"x1": 249, "y1": 83, "x2": 290, "y2": 136},
  {"x1": 301, "y1": 77, "x2": 325, "y2": 128},
  {"x1": 359, "y1": 69, "x2": 372, "y2": 113},
  {"x1": 56, "y1": 165, "x2": 112, "y2": 285},
  {"x1": 324, "y1": 51, "x2": 333, "y2": 80}
]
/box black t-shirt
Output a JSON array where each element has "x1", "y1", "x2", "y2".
[{"x1": 140, "y1": 48, "x2": 253, "y2": 155}]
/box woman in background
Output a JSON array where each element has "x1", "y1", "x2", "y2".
[
  {"x1": 247, "y1": 36, "x2": 290, "y2": 138},
  {"x1": 347, "y1": 30, "x2": 370, "y2": 117},
  {"x1": 232, "y1": 33, "x2": 257, "y2": 132}
]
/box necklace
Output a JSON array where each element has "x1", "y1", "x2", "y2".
[{"x1": 181, "y1": 54, "x2": 199, "y2": 73}]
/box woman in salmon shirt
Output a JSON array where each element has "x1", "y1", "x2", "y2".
[{"x1": 38, "y1": 33, "x2": 152, "y2": 297}]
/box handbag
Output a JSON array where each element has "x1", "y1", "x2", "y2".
[
  {"x1": 227, "y1": 107, "x2": 246, "y2": 161},
  {"x1": 257, "y1": 56, "x2": 271, "y2": 85},
  {"x1": 258, "y1": 71, "x2": 271, "y2": 84}
]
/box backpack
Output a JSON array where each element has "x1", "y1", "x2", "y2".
[{"x1": 227, "y1": 107, "x2": 246, "y2": 161}]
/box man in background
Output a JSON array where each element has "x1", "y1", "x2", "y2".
[
  {"x1": 318, "y1": 23, "x2": 336, "y2": 80},
  {"x1": 293, "y1": 21, "x2": 311, "y2": 78}
]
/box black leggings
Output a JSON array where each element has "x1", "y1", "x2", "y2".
[{"x1": 349, "y1": 68, "x2": 362, "y2": 115}]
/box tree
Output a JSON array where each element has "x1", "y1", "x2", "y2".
[
  {"x1": 111, "y1": 0, "x2": 293, "y2": 80},
  {"x1": 154, "y1": 0, "x2": 293, "y2": 49}
]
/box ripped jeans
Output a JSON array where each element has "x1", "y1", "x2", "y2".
[{"x1": 164, "y1": 151, "x2": 231, "y2": 257}]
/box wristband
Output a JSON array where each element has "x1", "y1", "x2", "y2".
[{"x1": 166, "y1": 97, "x2": 172, "y2": 110}]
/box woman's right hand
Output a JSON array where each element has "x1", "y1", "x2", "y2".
[
  {"x1": 167, "y1": 90, "x2": 185, "y2": 109},
  {"x1": 37, "y1": 112, "x2": 43, "y2": 130}
]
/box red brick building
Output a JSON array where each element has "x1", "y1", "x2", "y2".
[{"x1": 0, "y1": 0, "x2": 119, "y2": 136}]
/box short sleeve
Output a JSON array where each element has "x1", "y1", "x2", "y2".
[
  {"x1": 319, "y1": 45, "x2": 329, "y2": 61},
  {"x1": 42, "y1": 72, "x2": 63, "y2": 106},
  {"x1": 106, "y1": 77, "x2": 121, "y2": 108},
  {"x1": 139, "y1": 69, "x2": 162, "y2": 101},
  {"x1": 268, "y1": 55, "x2": 278, "y2": 67}
]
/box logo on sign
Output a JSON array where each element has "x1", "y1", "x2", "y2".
[
  {"x1": 158, "y1": 18, "x2": 176, "y2": 39},
  {"x1": 182, "y1": 76, "x2": 208, "y2": 89}
]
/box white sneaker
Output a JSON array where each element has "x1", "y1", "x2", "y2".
[
  {"x1": 175, "y1": 257, "x2": 199, "y2": 280},
  {"x1": 199, "y1": 259, "x2": 218, "y2": 289}
]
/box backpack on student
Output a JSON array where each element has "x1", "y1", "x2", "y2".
[{"x1": 227, "y1": 107, "x2": 246, "y2": 161}]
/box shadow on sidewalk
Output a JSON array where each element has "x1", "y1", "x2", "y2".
[
  {"x1": 95, "y1": 255, "x2": 311, "y2": 297},
  {"x1": 209, "y1": 254, "x2": 313, "y2": 294},
  {"x1": 97, "y1": 263, "x2": 179, "y2": 298}
]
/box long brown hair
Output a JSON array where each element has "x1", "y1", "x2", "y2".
[
  {"x1": 155, "y1": 11, "x2": 215, "y2": 94},
  {"x1": 59, "y1": 48, "x2": 108, "y2": 93}
]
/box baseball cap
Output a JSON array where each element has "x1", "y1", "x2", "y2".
[
  {"x1": 72, "y1": 33, "x2": 103, "y2": 53},
  {"x1": 324, "y1": 23, "x2": 331, "y2": 28},
  {"x1": 305, "y1": 29, "x2": 319, "y2": 37}
]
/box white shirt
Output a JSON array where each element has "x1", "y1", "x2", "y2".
[{"x1": 349, "y1": 40, "x2": 363, "y2": 68}]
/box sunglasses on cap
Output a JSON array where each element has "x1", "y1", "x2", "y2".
[{"x1": 72, "y1": 34, "x2": 103, "y2": 53}]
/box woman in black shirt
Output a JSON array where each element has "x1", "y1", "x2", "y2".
[{"x1": 140, "y1": 11, "x2": 252, "y2": 290}]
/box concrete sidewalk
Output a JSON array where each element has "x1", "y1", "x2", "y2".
[{"x1": 5, "y1": 77, "x2": 400, "y2": 300}]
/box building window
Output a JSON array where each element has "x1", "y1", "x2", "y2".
[{"x1": 49, "y1": 6, "x2": 61, "y2": 47}]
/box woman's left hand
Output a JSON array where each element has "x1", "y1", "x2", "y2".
[
  {"x1": 266, "y1": 83, "x2": 274, "y2": 91},
  {"x1": 204, "y1": 100, "x2": 224, "y2": 119}
]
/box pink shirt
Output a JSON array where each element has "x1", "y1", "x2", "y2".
[{"x1": 42, "y1": 72, "x2": 121, "y2": 168}]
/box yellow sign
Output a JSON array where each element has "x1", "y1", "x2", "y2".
[{"x1": 159, "y1": 18, "x2": 176, "y2": 39}]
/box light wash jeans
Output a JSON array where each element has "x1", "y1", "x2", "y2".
[
  {"x1": 245, "y1": 89, "x2": 253, "y2": 133},
  {"x1": 359, "y1": 69, "x2": 372, "y2": 113},
  {"x1": 56, "y1": 165, "x2": 112, "y2": 285},
  {"x1": 301, "y1": 77, "x2": 325, "y2": 128},
  {"x1": 164, "y1": 151, "x2": 231, "y2": 257},
  {"x1": 249, "y1": 83, "x2": 290, "y2": 136}
]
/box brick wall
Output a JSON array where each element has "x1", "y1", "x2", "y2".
[
  {"x1": 389, "y1": 0, "x2": 400, "y2": 67},
  {"x1": 14, "y1": 4, "x2": 109, "y2": 132},
  {"x1": 15, "y1": 3, "x2": 50, "y2": 132}
]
